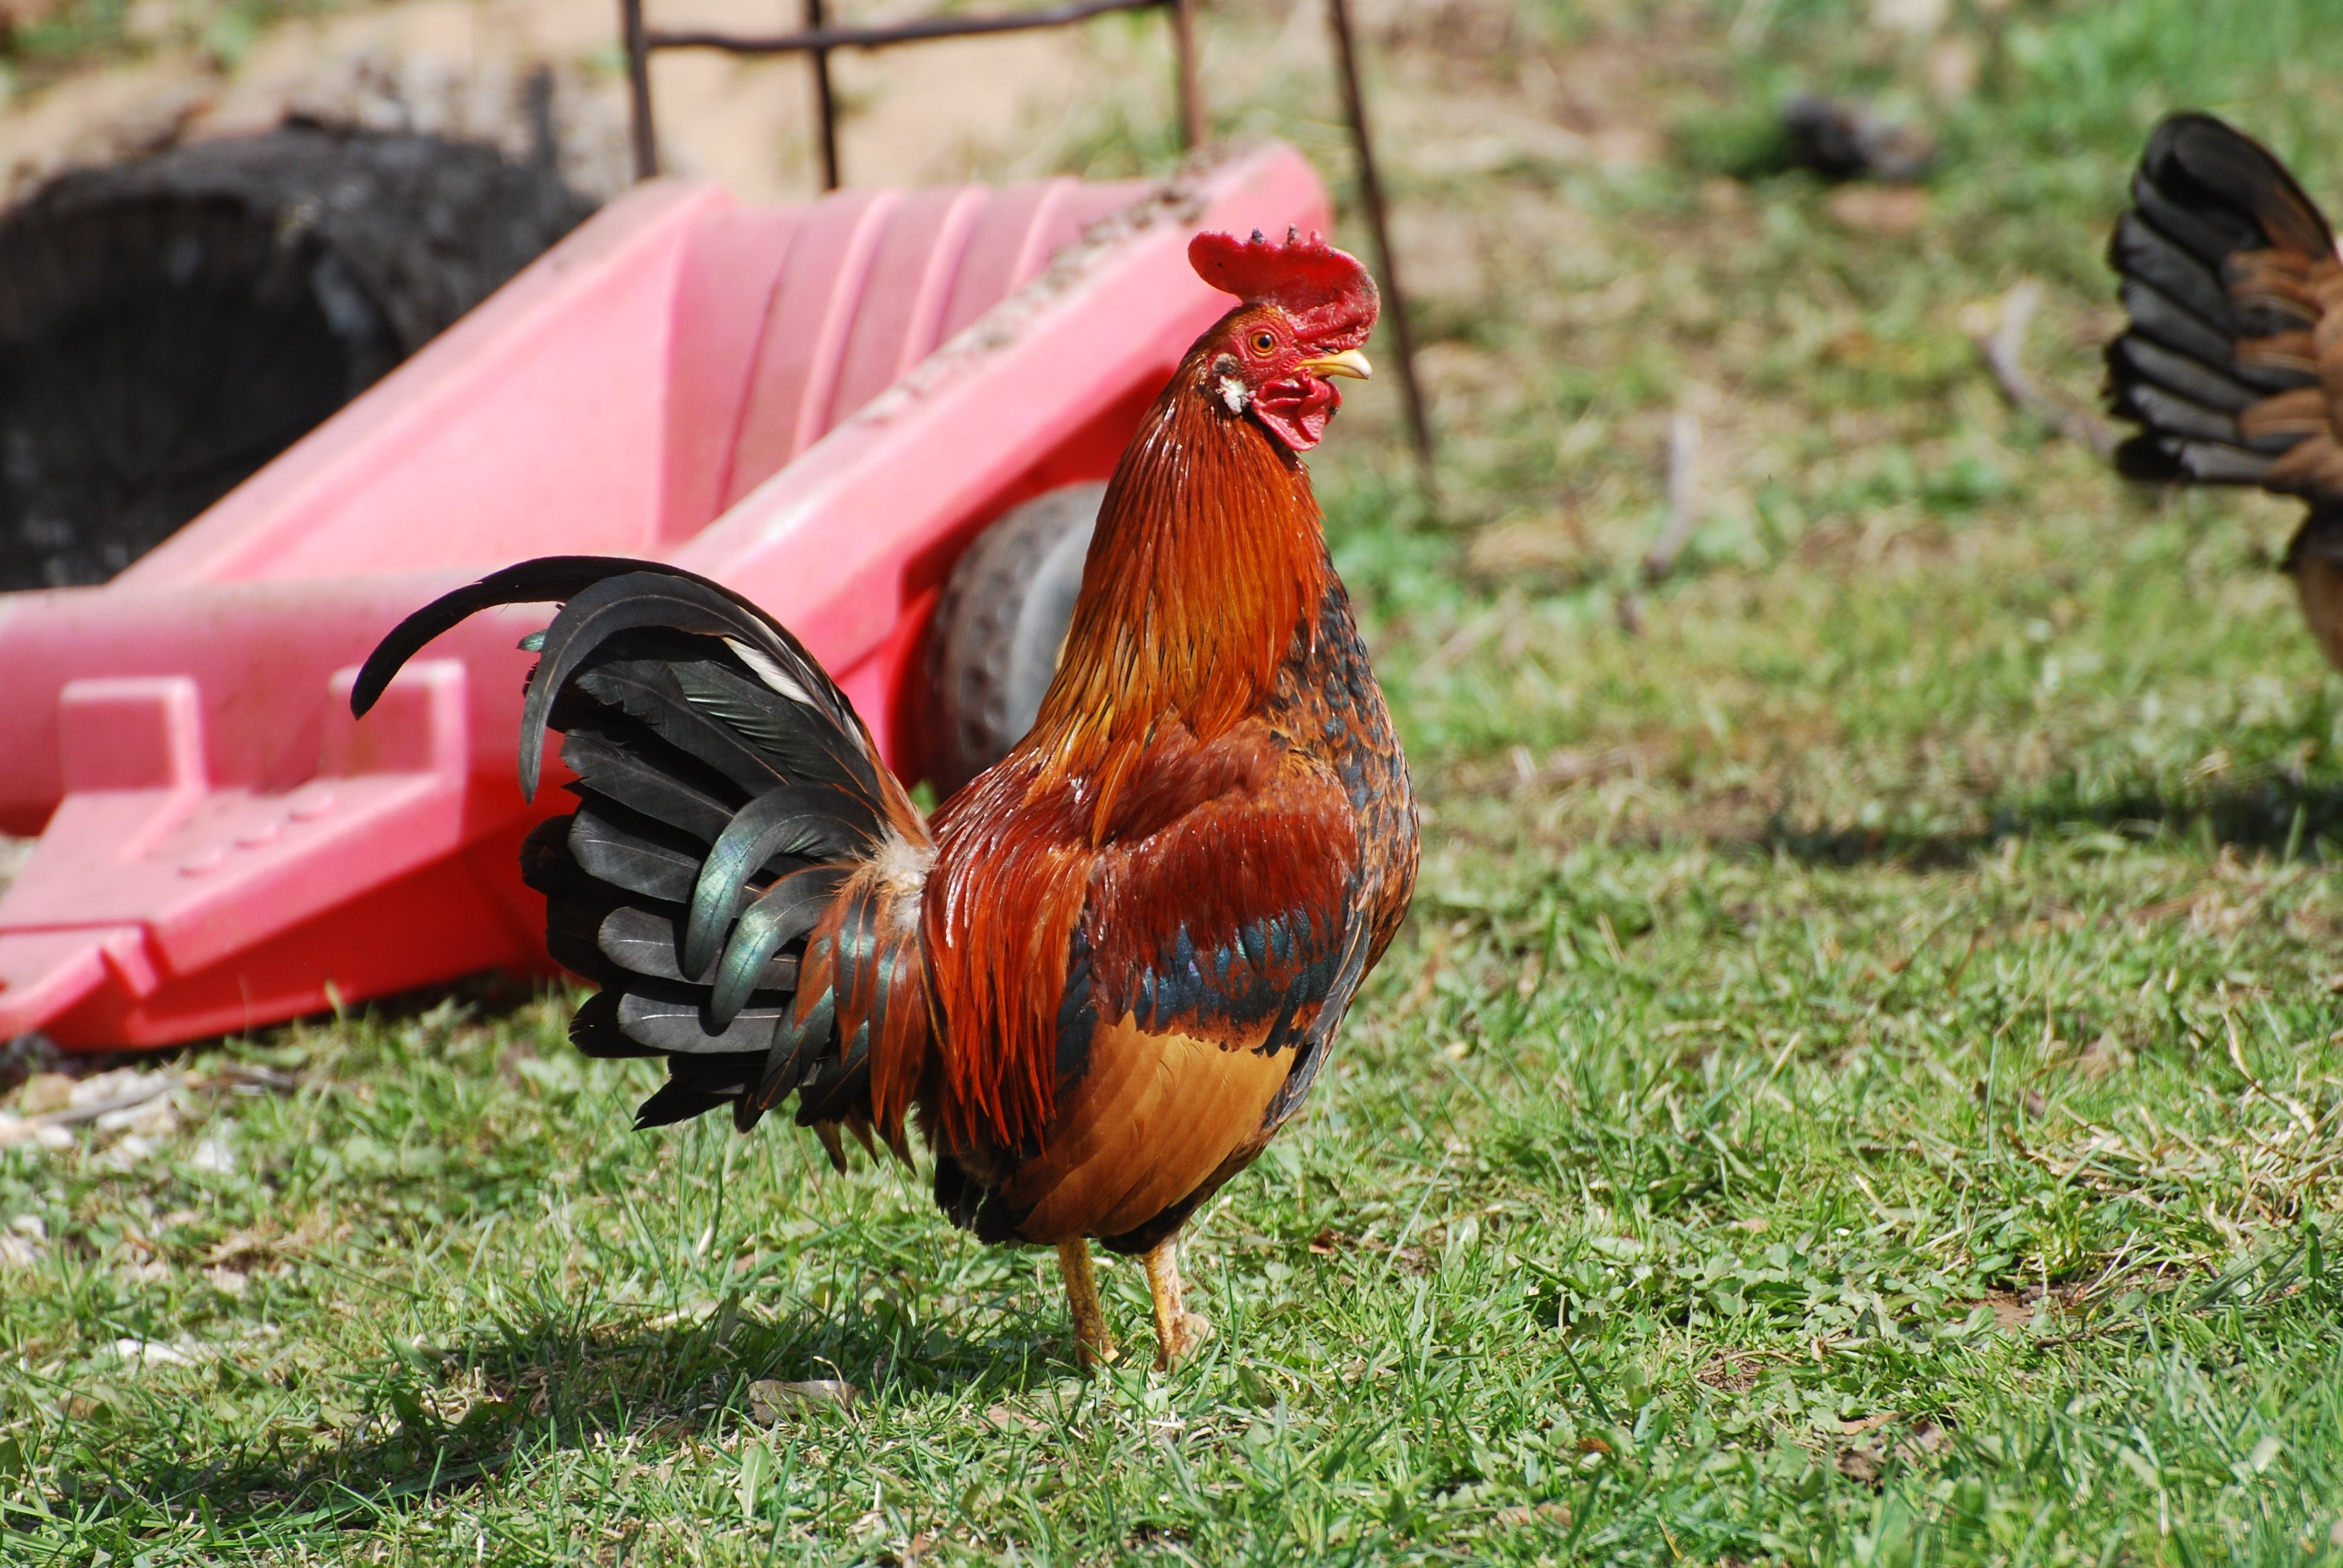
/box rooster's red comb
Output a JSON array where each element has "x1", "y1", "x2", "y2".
[{"x1": 1188, "y1": 227, "x2": 1377, "y2": 351}]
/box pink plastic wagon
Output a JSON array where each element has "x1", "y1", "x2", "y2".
[{"x1": 0, "y1": 143, "x2": 1331, "y2": 1050}]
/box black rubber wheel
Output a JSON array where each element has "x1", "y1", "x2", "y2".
[
  {"x1": 0, "y1": 124, "x2": 594, "y2": 590},
  {"x1": 923, "y1": 482, "x2": 1103, "y2": 798}
]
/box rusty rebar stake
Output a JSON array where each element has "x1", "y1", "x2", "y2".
[
  {"x1": 1172, "y1": 0, "x2": 1203, "y2": 149},
  {"x1": 807, "y1": 0, "x2": 842, "y2": 191},
  {"x1": 623, "y1": 0, "x2": 658, "y2": 180},
  {"x1": 1326, "y1": 0, "x2": 1433, "y2": 476}
]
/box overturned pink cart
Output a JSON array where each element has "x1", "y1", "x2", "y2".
[{"x1": 0, "y1": 144, "x2": 1329, "y2": 1050}]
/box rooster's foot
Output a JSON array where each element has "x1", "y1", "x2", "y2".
[
  {"x1": 1056, "y1": 1239, "x2": 1118, "y2": 1368},
  {"x1": 1142, "y1": 1233, "x2": 1213, "y2": 1370}
]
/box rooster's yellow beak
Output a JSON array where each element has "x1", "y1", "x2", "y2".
[{"x1": 1300, "y1": 349, "x2": 1372, "y2": 381}]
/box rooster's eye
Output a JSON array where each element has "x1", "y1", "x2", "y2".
[{"x1": 1249, "y1": 330, "x2": 1277, "y2": 354}]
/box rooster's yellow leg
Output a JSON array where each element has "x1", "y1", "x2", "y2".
[
  {"x1": 1056, "y1": 1240, "x2": 1117, "y2": 1367},
  {"x1": 1142, "y1": 1233, "x2": 1214, "y2": 1370}
]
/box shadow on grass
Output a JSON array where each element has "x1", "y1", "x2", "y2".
[
  {"x1": 36, "y1": 1292, "x2": 1075, "y2": 1538},
  {"x1": 2, "y1": 970, "x2": 559, "y2": 1098},
  {"x1": 1760, "y1": 773, "x2": 2343, "y2": 868}
]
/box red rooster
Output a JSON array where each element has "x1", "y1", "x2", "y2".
[{"x1": 355, "y1": 229, "x2": 1418, "y2": 1368}]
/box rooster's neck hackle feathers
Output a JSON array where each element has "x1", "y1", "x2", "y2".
[
  {"x1": 923, "y1": 319, "x2": 1336, "y2": 1158},
  {"x1": 1027, "y1": 335, "x2": 1331, "y2": 834},
  {"x1": 924, "y1": 227, "x2": 1378, "y2": 1159}
]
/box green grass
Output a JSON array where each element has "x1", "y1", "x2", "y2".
[{"x1": 10, "y1": 0, "x2": 2343, "y2": 1561}]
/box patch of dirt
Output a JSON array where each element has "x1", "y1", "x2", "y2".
[
  {"x1": 1695, "y1": 1354, "x2": 1761, "y2": 1393},
  {"x1": 1835, "y1": 1441, "x2": 1884, "y2": 1483},
  {"x1": 2, "y1": 1, "x2": 631, "y2": 201},
  {"x1": 1837, "y1": 1413, "x2": 1950, "y2": 1487},
  {"x1": 1, "y1": 0, "x2": 1121, "y2": 207},
  {"x1": 1826, "y1": 183, "x2": 1930, "y2": 234},
  {"x1": 1981, "y1": 1289, "x2": 2037, "y2": 1330}
]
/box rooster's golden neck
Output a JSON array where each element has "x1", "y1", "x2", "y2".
[{"x1": 1026, "y1": 362, "x2": 1331, "y2": 814}]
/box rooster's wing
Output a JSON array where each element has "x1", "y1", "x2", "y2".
[{"x1": 928, "y1": 713, "x2": 1365, "y2": 1251}]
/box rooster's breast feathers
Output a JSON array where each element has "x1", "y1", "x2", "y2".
[{"x1": 920, "y1": 569, "x2": 1413, "y2": 1251}]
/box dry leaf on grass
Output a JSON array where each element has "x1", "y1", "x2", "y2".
[
  {"x1": 113, "y1": 1338, "x2": 200, "y2": 1370},
  {"x1": 748, "y1": 1378, "x2": 858, "y2": 1423},
  {"x1": 16, "y1": 1073, "x2": 74, "y2": 1117},
  {"x1": 1899, "y1": 1421, "x2": 1948, "y2": 1459},
  {"x1": 985, "y1": 1403, "x2": 1045, "y2": 1434}
]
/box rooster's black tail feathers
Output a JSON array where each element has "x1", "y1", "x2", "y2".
[
  {"x1": 356, "y1": 556, "x2": 930, "y2": 1147},
  {"x1": 2105, "y1": 113, "x2": 2343, "y2": 500}
]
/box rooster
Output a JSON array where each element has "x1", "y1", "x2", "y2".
[
  {"x1": 353, "y1": 229, "x2": 1418, "y2": 1369},
  {"x1": 2105, "y1": 113, "x2": 2343, "y2": 668}
]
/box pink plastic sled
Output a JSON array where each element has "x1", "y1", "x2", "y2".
[{"x1": 0, "y1": 143, "x2": 1331, "y2": 1049}]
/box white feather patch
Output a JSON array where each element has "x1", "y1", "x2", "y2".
[
  {"x1": 1218, "y1": 374, "x2": 1251, "y2": 413},
  {"x1": 724, "y1": 637, "x2": 816, "y2": 707},
  {"x1": 871, "y1": 829, "x2": 936, "y2": 936}
]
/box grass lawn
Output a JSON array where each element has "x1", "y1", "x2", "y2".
[{"x1": 8, "y1": 0, "x2": 2343, "y2": 1561}]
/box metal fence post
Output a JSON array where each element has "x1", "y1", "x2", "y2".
[
  {"x1": 1172, "y1": 0, "x2": 1203, "y2": 150},
  {"x1": 1326, "y1": 0, "x2": 1433, "y2": 474},
  {"x1": 807, "y1": 0, "x2": 842, "y2": 189},
  {"x1": 623, "y1": 0, "x2": 658, "y2": 180}
]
